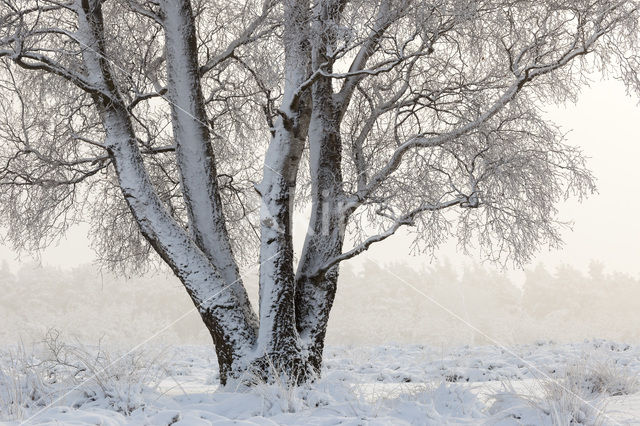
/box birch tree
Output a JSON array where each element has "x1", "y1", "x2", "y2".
[{"x1": 1, "y1": 0, "x2": 638, "y2": 384}]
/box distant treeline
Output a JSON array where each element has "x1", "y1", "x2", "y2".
[
  {"x1": 329, "y1": 260, "x2": 640, "y2": 345},
  {"x1": 0, "y1": 260, "x2": 638, "y2": 347}
]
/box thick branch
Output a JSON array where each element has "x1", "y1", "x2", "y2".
[
  {"x1": 308, "y1": 197, "x2": 464, "y2": 279},
  {"x1": 159, "y1": 0, "x2": 258, "y2": 334},
  {"x1": 199, "y1": 0, "x2": 276, "y2": 76},
  {"x1": 334, "y1": 0, "x2": 395, "y2": 115}
]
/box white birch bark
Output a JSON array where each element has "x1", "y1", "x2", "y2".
[
  {"x1": 255, "y1": 0, "x2": 311, "y2": 369},
  {"x1": 159, "y1": 0, "x2": 258, "y2": 338},
  {"x1": 75, "y1": 0, "x2": 256, "y2": 382}
]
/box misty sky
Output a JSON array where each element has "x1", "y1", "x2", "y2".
[{"x1": 1, "y1": 78, "x2": 639, "y2": 281}]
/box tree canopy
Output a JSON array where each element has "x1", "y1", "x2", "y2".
[{"x1": 1, "y1": 0, "x2": 639, "y2": 382}]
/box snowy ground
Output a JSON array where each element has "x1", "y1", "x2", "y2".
[{"x1": 2, "y1": 339, "x2": 640, "y2": 425}]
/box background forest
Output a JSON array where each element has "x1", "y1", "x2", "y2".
[{"x1": 1, "y1": 259, "x2": 636, "y2": 347}]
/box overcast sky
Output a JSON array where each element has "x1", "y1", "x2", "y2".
[{"x1": 1, "y1": 78, "x2": 639, "y2": 282}]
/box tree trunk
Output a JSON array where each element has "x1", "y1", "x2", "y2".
[
  {"x1": 255, "y1": 125, "x2": 308, "y2": 378},
  {"x1": 248, "y1": 0, "x2": 315, "y2": 383},
  {"x1": 160, "y1": 0, "x2": 258, "y2": 339},
  {"x1": 81, "y1": 0, "x2": 326, "y2": 386},
  {"x1": 294, "y1": 117, "x2": 347, "y2": 373},
  {"x1": 294, "y1": 97, "x2": 347, "y2": 372},
  {"x1": 105, "y1": 107, "x2": 256, "y2": 384},
  {"x1": 77, "y1": 0, "x2": 257, "y2": 385},
  {"x1": 294, "y1": 1, "x2": 350, "y2": 373}
]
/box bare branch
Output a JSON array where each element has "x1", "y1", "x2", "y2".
[{"x1": 199, "y1": 0, "x2": 277, "y2": 76}]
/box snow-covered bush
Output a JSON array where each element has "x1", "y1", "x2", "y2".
[
  {"x1": 565, "y1": 360, "x2": 639, "y2": 397},
  {"x1": 0, "y1": 330, "x2": 167, "y2": 421},
  {"x1": 488, "y1": 367, "x2": 611, "y2": 425},
  {"x1": 372, "y1": 382, "x2": 487, "y2": 423},
  {"x1": 0, "y1": 344, "x2": 49, "y2": 421}
]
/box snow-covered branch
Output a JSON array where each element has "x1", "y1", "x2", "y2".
[
  {"x1": 333, "y1": 0, "x2": 396, "y2": 115},
  {"x1": 307, "y1": 196, "x2": 466, "y2": 279},
  {"x1": 353, "y1": 15, "x2": 612, "y2": 206},
  {"x1": 199, "y1": 0, "x2": 277, "y2": 76}
]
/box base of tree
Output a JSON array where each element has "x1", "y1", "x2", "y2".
[{"x1": 222, "y1": 351, "x2": 317, "y2": 388}]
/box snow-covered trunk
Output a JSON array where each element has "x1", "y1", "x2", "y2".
[
  {"x1": 294, "y1": 136, "x2": 346, "y2": 373},
  {"x1": 254, "y1": 0, "x2": 312, "y2": 379},
  {"x1": 105, "y1": 111, "x2": 255, "y2": 383},
  {"x1": 294, "y1": 99, "x2": 347, "y2": 374},
  {"x1": 295, "y1": 1, "x2": 349, "y2": 373},
  {"x1": 255, "y1": 126, "x2": 306, "y2": 374},
  {"x1": 160, "y1": 0, "x2": 258, "y2": 338},
  {"x1": 76, "y1": 0, "x2": 255, "y2": 384}
]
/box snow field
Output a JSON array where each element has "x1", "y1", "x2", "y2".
[{"x1": 1, "y1": 338, "x2": 640, "y2": 425}]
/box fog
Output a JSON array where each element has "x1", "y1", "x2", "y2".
[
  {"x1": 1, "y1": 258, "x2": 639, "y2": 349},
  {"x1": 1, "y1": 79, "x2": 640, "y2": 349}
]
